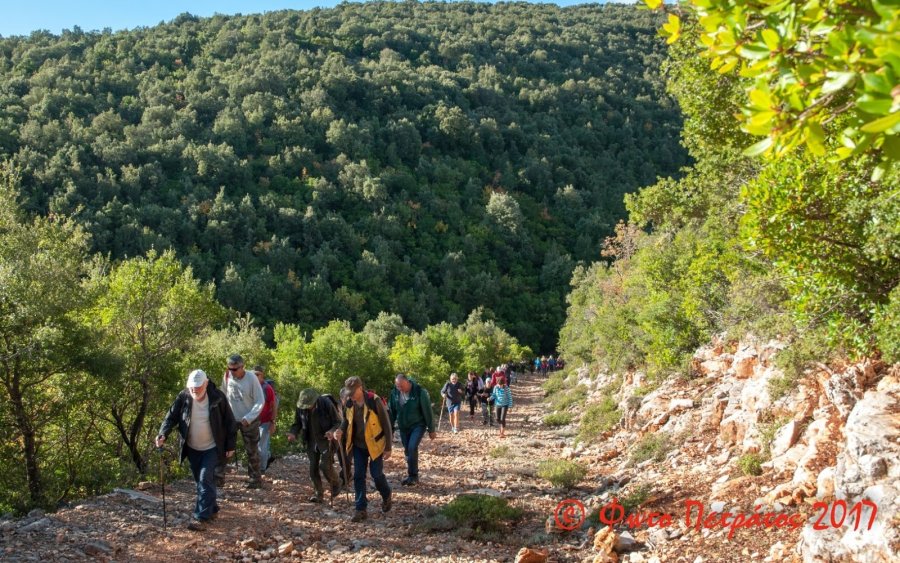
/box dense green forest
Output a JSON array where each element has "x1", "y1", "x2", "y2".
[{"x1": 0, "y1": 2, "x2": 687, "y2": 351}]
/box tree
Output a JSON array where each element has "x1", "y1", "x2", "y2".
[
  {"x1": 0, "y1": 165, "x2": 93, "y2": 508},
  {"x1": 88, "y1": 249, "x2": 224, "y2": 474},
  {"x1": 648, "y1": 0, "x2": 899, "y2": 172}
]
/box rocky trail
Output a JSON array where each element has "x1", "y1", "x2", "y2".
[
  {"x1": 2, "y1": 371, "x2": 593, "y2": 562},
  {"x1": 2, "y1": 349, "x2": 897, "y2": 563}
]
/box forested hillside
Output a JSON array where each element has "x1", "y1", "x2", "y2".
[{"x1": 0, "y1": 2, "x2": 687, "y2": 350}]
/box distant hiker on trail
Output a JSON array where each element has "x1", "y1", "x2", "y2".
[
  {"x1": 287, "y1": 388, "x2": 343, "y2": 504},
  {"x1": 255, "y1": 365, "x2": 277, "y2": 474},
  {"x1": 217, "y1": 354, "x2": 265, "y2": 489},
  {"x1": 156, "y1": 369, "x2": 236, "y2": 531},
  {"x1": 441, "y1": 372, "x2": 464, "y2": 433},
  {"x1": 333, "y1": 376, "x2": 392, "y2": 522},
  {"x1": 533, "y1": 357, "x2": 540, "y2": 373},
  {"x1": 548, "y1": 355, "x2": 557, "y2": 372},
  {"x1": 465, "y1": 372, "x2": 483, "y2": 420},
  {"x1": 478, "y1": 374, "x2": 495, "y2": 426},
  {"x1": 491, "y1": 375, "x2": 513, "y2": 439},
  {"x1": 388, "y1": 374, "x2": 436, "y2": 486}
]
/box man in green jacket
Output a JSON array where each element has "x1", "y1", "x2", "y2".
[{"x1": 388, "y1": 374, "x2": 436, "y2": 486}]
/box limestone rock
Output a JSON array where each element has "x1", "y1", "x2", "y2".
[
  {"x1": 278, "y1": 541, "x2": 293, "y2": 556},
  {"x1": 515, "y1": 547, "x2": 549, "y2": 563},
  {"x1": 799, "y1": 380, "x2": 900, "y2": 562}
]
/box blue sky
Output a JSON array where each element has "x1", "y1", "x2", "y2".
[{"x1": 0, "y1": 0, "x2": 612, "y2": 37}]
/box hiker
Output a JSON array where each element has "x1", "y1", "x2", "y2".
[
  {"x1": 441, "y1": 372, "x2": 464, "y2": 433},
  {"x1": 216, "y1": 354, "x2": 265, "y2": 489},
  {"x1": 334, "y1": 376, "x2": 392, "y2": 522},
  {"x1": 255, "y1": 366, "x2": 277, "y2": 474},
  {"x1": 388, "y1": 374, "x2": 436, "y2": 486},
  {"x1": 492, "y1": 376, "x2": 513, "y2": 438},
  {"x1": 156, "y1": 369, "x2": 236, "y2": 530},
  {"x1": 287, "y1": 388, "x2": 343, "y2": 504},
  {"x1": 465, "y1": 372, "x2": 482, "y2": 420},
  {"x1": 478, "y1": 374, "x2": 495, "y2": 426},
  {"x1": 548, "y1": 355, "x2": 557, "y2": 372}
]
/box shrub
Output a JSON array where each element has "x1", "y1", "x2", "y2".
[
  {"x1": 489, "y1": 445, "x2": 510, "y2": 459},
  {"x1": 738, "y1": 453, "x2": 763, "y2": 476},
  {"x1": 543, "y1": 371, "x2": 568, "y2": 397},
  {"x1": 577, "y1": 396, "x2": 620, "y2": 442},
  {"x1": 550, "y1": 385, "x2": 588, "y2": 412},
  {"x1": 543, "y1": 412, "x2": 574, "y2": 427},
  {"x1": 620, "y1": 484, "x2": 651, "y2": 515},
  {"x1": 628, "y1": 432, "x2": 673, "y2": 465},
  {"x1": 536, "y1": 459, "x2": 587, "y2": 489},
  {"x1": 440, "y1": 494, "x2": 524, "y2": 533}
]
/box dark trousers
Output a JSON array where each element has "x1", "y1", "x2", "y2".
[
  {"x1": 497, "y1": 406, "x2": 509, "y2": 427},
  {"x1": 186, "y1": 446, "x2": 218, "y2": 521},
  {"x1": 352, "y1": 446, "x2": 391, "y2": 512},
  {"x1": 481, "y1": 401, "x2": 495, "y2": 424},
  {"x1": 468, "y1": 397, "x2": 478, "y2": 416},
  {"x1": 215, "y1": 418, "x2": 262, "y2": 484},
  {"x1": 399, "y1": 425, "x2": 425, "y2": 479},
  {"x1": 307, "y1": 444, "x2": 340, "y2": 497}
]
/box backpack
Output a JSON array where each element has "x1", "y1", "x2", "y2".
[
  {"x1": 318, "y1": 393, "x2": 342, "y2": 420},
  {"x1": 367, "y1": 389, "x2": 387, "y2": 408},
  {"x1": 264, "y1": 378, "x2": 280, "y2": 411}
]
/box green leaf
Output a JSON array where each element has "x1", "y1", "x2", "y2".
[
  {"x1": 662, "y1": 14, "x2": 681, "y2": 44},
  {"x1": 761, "y1": 29, "x2": 780, "y2": 51},
  {"x1": 862, "y1": 73, "x2": 892, "y2": 95},
  {"x1": 860, "y1": 112, "x2": 900, "y2": 133},
  {"x1": 806, "y1": 122, "x2": 826, "y2": 155},
  {"x1": 821, "y1": 72, "x2": 855, "y2": 94},
  {"x1": 743, "y1": 137, "x2": 774, "y2": 157},
  {"x1": 857, "y1": 99, "x2": 893, "y2": 115},
  {"x1": 739, "y1": 44, "x2": 774, "y2": 60}
]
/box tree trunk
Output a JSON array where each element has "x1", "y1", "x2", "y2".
[{"x1": 8, "y1": 373, "x2": 43, "y2": 507}]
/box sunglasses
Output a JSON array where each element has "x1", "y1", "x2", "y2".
[{"x1": 227, "y1": 365, "x2": 244, "y2": 372}]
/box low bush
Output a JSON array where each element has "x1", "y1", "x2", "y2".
[
  {"x1": 543, "y1": 412, "x2": 574, "y2": 427},
  {"x1": 536, "y1": 459, "x2": 587, "y2": 489}
]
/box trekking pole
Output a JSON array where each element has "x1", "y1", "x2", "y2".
[{"x1": 157, "y1": 447, "x2": 167, "y2": 531}]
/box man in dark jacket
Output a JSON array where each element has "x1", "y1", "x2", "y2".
[
  {"x1": 156, "y1": 369, "x2": 236, "y2": 531},
  {"x1": 388, "y1": 374, "x2": 436, "y2": 486},
  {"x1": 287, "y1": 388, "x2": 343, "y2": 504}
]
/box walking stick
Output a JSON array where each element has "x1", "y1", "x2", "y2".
[
  {"x1": 437, "y1": 397, "x2": 446, "y2": 432},
  {"x1": 334, "y1": 438, "x2": 351, "y2": 504},
  {"x1": 157, "y1": 447, "x2": 167, "y2": 531}
]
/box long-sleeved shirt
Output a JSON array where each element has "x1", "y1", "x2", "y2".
[
  {"x1": 223, "y1": 370, "x2": 265, "y2": 424},
  {"x1": 492, "y1": 385, "x2": 513, "y2": 408}
]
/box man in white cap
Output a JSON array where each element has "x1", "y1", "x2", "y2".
[{"x1": 156, "y1": 369, "x2": 236, "y2": 530}]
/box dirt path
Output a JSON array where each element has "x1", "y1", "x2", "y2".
[{"x1": 6, "y1": 370, "x2": 591, "y2": 562}]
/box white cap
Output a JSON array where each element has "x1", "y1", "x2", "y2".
[{"x1": 186, "y1": 369, "x2": 208, "y2": 388}]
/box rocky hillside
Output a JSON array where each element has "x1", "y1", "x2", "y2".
[
  {"x1": 0, "y1": 345, "x2": 896, "y2": 562},
  {"x1": 562, "y1": 336, "x2": 898, "y2": 562}
]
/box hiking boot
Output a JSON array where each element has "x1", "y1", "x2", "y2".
[
  {"x1": 246, "y1": 480, "x2": 262, "y2": 489},
  {"x1": 186, "y1": 518, "x2": 208, "y2": 531},
  {"x1": 309, "y1": 494, "x2": 323, "y2": 503},
  {"x1": 381, "y1": 492, "x2": 392, "y2": 513},
  {"x1": 351, "y1": 510, "x2": 367, "y2": 522},
  {"x1": 401, "y1": 476, "x2": 418, "y2": 486}
]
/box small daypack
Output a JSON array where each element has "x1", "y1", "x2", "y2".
[{"x1": 265, "y1": 378, "x2": 280, "y2": 411}]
